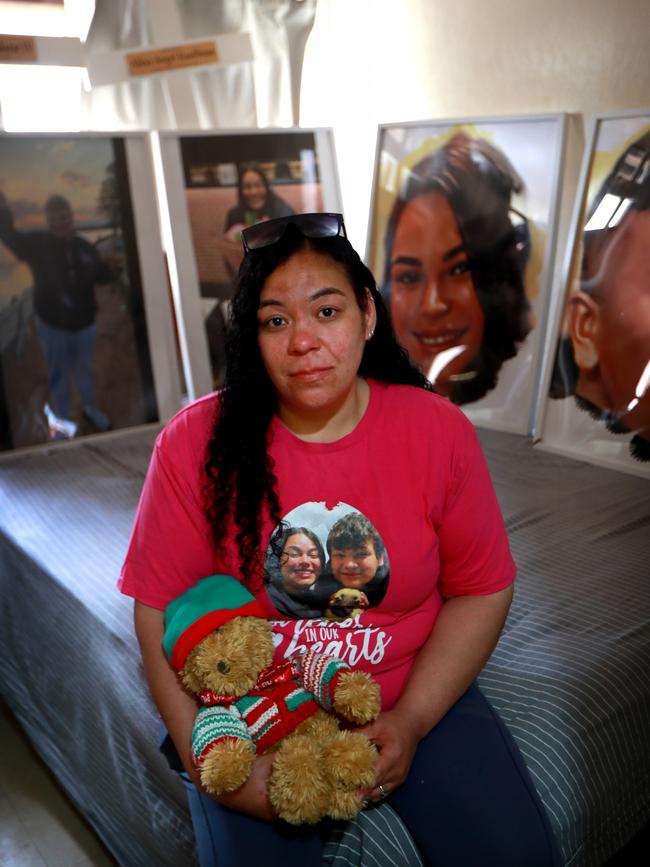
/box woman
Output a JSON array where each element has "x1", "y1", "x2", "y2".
[
  {"x1": 119, "y1": 212, "x2": 561, "y2": 866},
  {"x1": 382, "y1": 133, "x2": 531, "y2": 404},
  {"x1": 223, "y1": 162, "x2": 295, "y2": 242},
  {"x1": 264, "y1": 525, "x2": 327, "y2": 618}
]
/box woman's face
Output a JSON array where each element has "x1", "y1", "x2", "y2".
[
  {"x1": 241, "y1": 170, "x2": 267, "y2": 212},
  {"x1": 280, "y1": 532, "x2": 323, "y2": 592},
  {"x1": 257, "y1": 249, "x2": 374, "y2": 428},
  {"x1": 388, "y1": 191, "x2": 485, "y2": 394}
]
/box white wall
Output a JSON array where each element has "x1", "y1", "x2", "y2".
[{"x1": 300, "y1": 0, "x2": 650, "y2": 251}]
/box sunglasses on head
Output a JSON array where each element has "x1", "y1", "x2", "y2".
[{"x1": 241, "y1": 212, "x2": 347, "y2": 253}]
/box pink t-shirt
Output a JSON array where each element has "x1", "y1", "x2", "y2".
[{"x1": 119, "y1": 379, "x2": 515, "y2": 710}]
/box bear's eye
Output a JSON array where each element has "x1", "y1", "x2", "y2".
[{"x1": 217, "y1": 660, "x2": 230, "y2": 673}]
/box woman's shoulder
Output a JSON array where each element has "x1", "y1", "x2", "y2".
[
  {"x1": 155, "y1": 391, "x2": 221, "y2": 456},
  {"x1": 371, "y1": 382, "x2": 481, "y2": 485},
  {"x1": 371, "y1": 380, "x2": 478, "y2": 465},
  {"x1": 373, "y1": 380, "x2": 471, "y2": 429}
]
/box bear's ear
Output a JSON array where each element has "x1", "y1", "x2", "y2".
[{"x1": 568, "y1": 291, "x2": 600, "y2": 371}]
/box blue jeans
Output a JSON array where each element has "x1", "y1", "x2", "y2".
[
  {"x1": 36, "y1": 317, "x2": 97, "y2": 419},
  {"x1": 165, "y1": 684, "x2": 562, "y2": 866}
]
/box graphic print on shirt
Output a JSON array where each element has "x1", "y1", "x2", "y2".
[{"x1": 263, "y1": 501, "x2": 390, "y2": 623}]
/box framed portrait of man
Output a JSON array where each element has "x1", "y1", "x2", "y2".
[
  {"x1": 367, "y1": 114, "x2": 567, "y2": 435},
  {"x1": 537, "y1": 110, "x2": 650, "y2": 477},
  {"x1": 0, "y1": 132, "x2": 181, "y2": 455},
  {"x1": 154, "y1": 128, "x2": 342, "y2": 398}
]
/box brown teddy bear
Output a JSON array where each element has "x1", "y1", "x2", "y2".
[{"x1": 163, "y1": 574, "x2": 381, "y2": 825}]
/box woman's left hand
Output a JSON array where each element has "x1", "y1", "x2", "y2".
[{"x1": 357, "y1": 708, "x2": 421, "y2": 803}]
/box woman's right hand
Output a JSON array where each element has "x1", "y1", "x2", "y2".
[{"x1": 211, "y1": 752, "x2": 277, "y2": 821}]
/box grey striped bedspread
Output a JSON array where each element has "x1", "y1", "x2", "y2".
[
  {"x1": 477, "y1": 429, "x2": 650, "y2": 866},
  {"x1": 0, "y1": 432, "x2": 196, "y2": 867},
  {"x1": 0, "y1": 427, "x2": 648, "y2": 866}
]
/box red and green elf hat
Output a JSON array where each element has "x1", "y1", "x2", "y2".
[{"x1": 163, "y1": 574, "x2": 265, "y2": 672}]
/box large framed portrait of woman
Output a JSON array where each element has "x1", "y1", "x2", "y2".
[
  {"x1": 0, "y1": 132, "x2": 181, "y2": 456},
  {"x1": 154, "y1": 128, "x2": 342, "y2": 398},
  {"x1": 536, "y1": 110, "x2": 650, "y2": 478},
  {"x1": 367, "y1": 114, "x2": 567, "y2": 435}
]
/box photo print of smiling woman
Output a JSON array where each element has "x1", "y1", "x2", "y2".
[
  {"x1": 367, "y1": 116, "x2": 566, "y2": 434},
  {"x1": 156, "y1": 128, "x2": 342, "y2": 398},
  {"x1": 542, "y1": 114, "x2": 650, "y2": 477},
  {"x1": 263, "y1": 502, "x2": 390, "y2": 623}
]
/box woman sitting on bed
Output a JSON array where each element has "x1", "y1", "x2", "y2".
[{"x1": 119, "y1": 212, "x2": 562, "y2": 866}]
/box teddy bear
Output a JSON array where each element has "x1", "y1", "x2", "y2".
[{"x1": 163, "y1": 573, "x2": 381, "y2": 825}]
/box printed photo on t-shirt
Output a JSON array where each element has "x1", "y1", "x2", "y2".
[{"x1": 263, "y1": 501, "x2": 390, "y2": 622}]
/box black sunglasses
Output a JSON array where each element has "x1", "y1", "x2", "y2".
[{"x1": 241, "y1": 212, "x2": 347, "y2": 253}]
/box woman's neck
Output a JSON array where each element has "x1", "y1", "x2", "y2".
[{"x1": 277, "y1": 377, "x2": 370, "y2": 443}]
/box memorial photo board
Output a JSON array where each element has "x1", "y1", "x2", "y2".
[
  {"x1": 537, "y1": 110, "x2": 650, "y2": 477},
  {"x1": 367, "y1": 114, "x2": 567, "y2": 435},
  {"x1": 0, "y1": 132, "x2": 181, "y2": 455},
  {"x1": 156, "y1": 128, "x2": 342, "y2": 397}
]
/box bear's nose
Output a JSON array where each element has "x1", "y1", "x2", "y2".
[{"x1": 217, "y1": 660, "x2": 230, "y2": 673}]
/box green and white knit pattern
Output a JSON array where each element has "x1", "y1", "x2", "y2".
[
  {"x1": 191, "y1": 704, "x2": 253, "y2": 764},
  {"x1": 236, "y1": 688, "x2": 313, "y2": 744},
  {"x1": 297, "y1": 650, "x2": 349, "y2": 711},
  {"x1": 285, "y1": 687, "x2": 314, "y2": 713},
  {"x1": 236, "y1": 693, "x2": 279, "y2": 744}
]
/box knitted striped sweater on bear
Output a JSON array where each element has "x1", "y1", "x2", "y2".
[{"x1": 191, "y1": 650, "x2": 348, "y2": 765}]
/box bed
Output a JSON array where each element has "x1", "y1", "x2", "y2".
[{"x1": 0, "y1": 426, "x2": 648, "y2": 866}]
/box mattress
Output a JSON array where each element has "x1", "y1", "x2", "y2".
[
  {"x1": 476, "y1": 428, "x2": 650, "y2": 866},
  {"x1": 0, "y1": 426, "x2": 648, "y2": 866},
  {"x1": 0, "y1": 430, "x2": 196, "y2": 867}
]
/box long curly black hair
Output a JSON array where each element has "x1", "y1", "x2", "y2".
[
  {"x1": 381, "y1": 133, "x2": 532, "y2": 405},
  {"x1": 204, "y1": 225, "x2": 430, "y2": 587}
]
